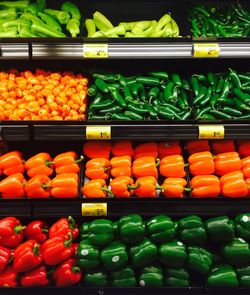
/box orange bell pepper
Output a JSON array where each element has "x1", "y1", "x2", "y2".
[
  {"x1": 25, "y1": 153, "x2": 54, "y2": 178},
  {"x1": 159, "y1": 155, "x2": 186, "y2": 178},
  {"x1": 110, "y1": 176, "x2": 136, "y2": 198},
  {"x1": 111, "y1": 141, "x2": 134, "y2": 158},
  {"x1": 214, "y1": 152, "x2": 242, "y2": 176},
  {"x1": 134, "y1": 142, "x2": 158, "y2": 160},
  {"x1": 132, "y1": 156, "x2": 159, "y2": 178},
  {"x1": 188, "y1": 152, "x2": 215, "y2": 176},
  {"x1": 220, "y1": 171, "x2": 244, "y2": 187},
  {"x1": 0, "y1": 151, "x2": 25, "y2": 176},
  {"x1": 83, "y1": 141, "x2": 111, "y2": 159},
  {"x1": 221, "y1": 178, "x2": 248, "y2": 198},
  {"x1": 0, "y1": 173, "x2": 26, "y2": 199},
  {"x1": 25, "y1": 175, "x2": 51, "y2": 199},
  {"x1": 242, "y1": 157, "x2": 250, "y2": 179},
  {"x1": 238, "y1": 140, "x2": 250, "y2": 158},
  {"x1": 85, "y1": 158, "x2": 110, "y2": 180},
  {"x1": 161, "y1": 178, "x2": 188, "y2": 198},
  {"x1": 158, "y1": 141, "x2": 182, "y2": 159},
  {"x1": 81, "y1": 179, "x2": 108, "y2": 198},
  {"x1": 191, "y1": 175, "x2": 220, "y2": 198},
  {"x1": 134, "y1": 176, "x2": 157, "y2": 198},
  {"x1": 211, "y1": 140, "x2": 235, "y2": 154},
  {"x1": 185, "y1": 140, "x2": 210, "y2": 154},
  {"x1": 246, "y1": 178, "x2": 250, "y2": 196},
  {"x1": 53, "y1": 152, "x2": 83, "y2": 174},
  {"x1": 51, "y1": 173, "x2": 78, "y2": 198},
  {"x1": 110, "y1": 156, "x2": 132, "y2": 178}
]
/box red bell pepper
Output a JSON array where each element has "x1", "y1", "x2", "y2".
[
  {"x1": 132, "y1": 156, "x2": 159, "y2": 178},
  {"x1": 51, "y1": 173, "x2": 79, "y2": 198},
  {"x1": 0, "y1": 173, "x2": 26, "y2": 199},
  {"x1": 53, "y1": 258, "x2": 82, "y2": 287},
  {"x1": 211, "y1": 140, "x2": 235, "y2": 154},
  {"x1": 25, "y1": 221, "x2": 48, "y2": 244},
  {"x1": 0, "y1": 151, "x2": 25, "y2": 176},
  {"x1": 83, "y1": 141, "x2": 111, "y2": 159},
  {"x1": 134, "y1": 176, "x2": 157, "y2": 198},
  {"x1": 185, "y1": 140, "x2": 210, "y2": 154},
  {"x1": 53, "y1": 151, "x2": 83, "y2": 174},
  {"x1": 13, "y1": 240, "x2": 43, "y2": 273},
  {"x1": 0, "y1": 266, "x2": 18, "y2": 287},
  {"x1": 42, "y1": 233, "x2": 73, "y2": 266},
  {"x1": 134, "y1": 142, "x2": 158, "y2": 160},
  {"x1": 0, "y1": 217, "x2": 25, "y2": 249},
  {"x1": 49, "y1": 216, "x2": 79, "y2": 240},
  {"x1": 160, "y1": 155, "x2": 186, "y2": 178},
  {"x1": 238, "y1": 140, "x2": 250, "y2": 158},
  {"x1": 158, "y1": 141, "x2": 182, "y2": 159},
  {"x1": 25, "y1": 175, "x2": 51, "y2": 198},
  {"x1": 0, "y1": 246, "x2": 12, "y2": 273},
  {"x1": 215, "y1": 152, "x2": 242, "y2": 176},
  {"x1": 110, "y1": 156, "x2": 132, "y2": 178},
  {"x1": 111, "y1": 140, "x2": 134, "y2": 158},
  {"x1": 85, "y1": 158, "x2": 110, "y2": 180},
  {"x1": 25, "y1": 153, "x2": 54, "y2": 178},
  {"x1": 20, "y1": 265, "x2": 50, "y2": 287}
]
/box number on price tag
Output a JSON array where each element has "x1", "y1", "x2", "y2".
[
  {"x1": 199, "y1": 125, "x2": 225, "y2": 139},
  {"x1": 193, "y1": 43, "x2": 220, "y2": 58},
  {"x1": 86, "y1": 126, "x2": 111, "y2": 140},
  {"x1": 82, "y1": 203, "x2": 107, "y2": 216},
  {"x1": 83, "y1": 44, "x2": 108, "y2": 58}
]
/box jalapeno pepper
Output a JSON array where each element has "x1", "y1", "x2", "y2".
[{"x1": 136, "y1": 77, "x2": 160, "y2": 86}]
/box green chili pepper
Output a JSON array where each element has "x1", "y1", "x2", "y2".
[
  {"x1": 31, "y1": 19, "x2": 66, "y2": 37},
  {"x1": 87, "y1": 85, "x2": 98, "y2": 97},
  {"x1": 239, "y1": 74, "x2": 250, "y2": 83},
  {"x1": 194, "y1": 6, "x2": 210, "y2": 17},
  {"x1": 171, "y1": 86, "x2": 179, "y2": 103},
  {"x1": 95, "y1": 78, "x2": 109, "y2": 94},
  {"x1": 85, "y1": 19, "x2": 96, "y2": 37},
  {"x1": 111, "y1": 90, "x2": 126, "y2": 108},
  {"x1": 240, "y1": 114, "x2": 250, "y2": 119},
  {"x1": 19, "y1": 27, "x2": 38, "y2": 37},
  {"x1": 128, "y1": 103, "x2": 148, "y2": 115},
  {"x1": 193, "y1": 87, "x2": 207, "y2": 105},
  {"x1": 210, "y1": 94, "x2": 220, "y2": 108},
  {"x1": 229, "y1": 69, "x2": 242, "y2": 89},
  {"x1": 149, "y1": 71, "x2": 169, "y2": 81},
  {"x1": 145, "y1": 104, "x2": 158, "y2": 119},
  {"x1": 111, "y1": 113, "x2": 131, "y2": 120},
  {"x1": 107, "y1": 83, "x2": 120, "y2": 92},
  {"x1": 217, "y1": 25, "x2": 227, "y2": 37},
  {"x1": 161, "y1": 107, "x2": 182, "y2": 120},
  {"x1": 182, "y1": 110, "x2": 192, "y2": 120},
  {"x1": 200, "y1": 87, "x2": 212, "y2": 107},
  {"x1": 43, "y1": 9, "x2": 70, "y2": 25},
  {"x1": 207, "y1": 72, "x2": 216, "y2": 86},
  {"x1": 66, "y1": 18, "x2": 80, "y2": 37},
  {"x1": 179, "y1": 90, "x2": 190, "y2": 109},
  {"x1": 191, "y1": 77, "x2": 199, "y2": 96},
  {"x1": 233, "y1": 89, "x2": 250, "y2": 105},
  {"x1": 93, "y1": 11, "x2": 113, "y2": 30},
  {"x1": 0, "y1": 7, "x2": 17, "y2": 19},
  {"x1": 148, "y1": 87, "x2": 160, "y2": 103},
  {"x1": 234, "y1": 98, "x2": 250, "y2": 112},
  {"x1": 38, "y1": 12, "x2": 62, "y2": 32},
  {"x1": 223, "y1": 107, "x2": 243, "y2": 117},
  {"x1": 0, "y1": 1, "x2": 29, "y2": 9},
  {"x1": 196, "y1": 106, "x2": 211, "y2": 120},
  {"x1": 93, "y1": 73, "x2": 119, "y2": 83},
  {"x1": 61, "y1": 1, "x2": 81, "y2": 20},
  {"x1": 158, "y1": 110, "x2": 175, "y2": 120},
  {"x1": 217, "y1": 97, "x2": 234, "y2": 107},
  {"x1": 25, "y1": 1, "x2": 45, "y2": 15},
  {"x1": 210, "y1": 109, "x2": 232, "y2": 120},
  {"x1": 0, "y1": 28, "x2": 17, "y2": 37},
  {"x1": 136, "y1": 77, "x2": 160, "y2": 86},
  {"x1": 89, "y1": 114, "x2": 108, "y2": 120},
  {"x1": 123, "y1": 86, "x2": 133, "y2": 102},
  {"x1": 131, "y1": 83, "x2": 144, "y2": 98},
  {"x1": 194, "y1": 74, "x2": 207, "y2": 83},
  {"x1": 216, "y1": 79, "x2": 225, "y2": 93},
  {"x1": 221, "y1": 80, "x2": 230, "y2": 98},
  {"x1": 124, "y1": 111, "x2": 143, "y2": 120},
  {"x1": 171, "y1": 73, "x2": 182, "y2": 87},
  {"x1": 99, "y1": 105, "x2": 121, "y2": 115},
  {"x1": 182, "y1": 79, "x2": 191, "y2": 90},
  {"x1": 191, "y1": 19, "x2": 201, "y2": 36},
  {"x1": 162, "y1": 103, "x2": 181, "y2": 114},
  {"x1": 199, "y1": 114, "x2": 216, "y2": 120},
  {"x1": 90, "y1": 99, "x2": 113, "y2": 111},
  {"x1": 163, "y1": 82, "x2": 175, "y2": 102}
]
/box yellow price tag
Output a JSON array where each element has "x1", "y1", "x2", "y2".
[
  {"x1": 83, "y1": 44, "x2": 108, "y2": 58},
  {"x1": 199, "y1": 125, "x2": 225, "y2": 139},
  {"x1": 86, "y1": 126, "x2": 111, "y2": 140},
  {"x1": 82, "y1": 203, "x2": 107, "y2": 217},
  {"x1": 193, "y1": 43, "x2": 220, "y2": 58}
]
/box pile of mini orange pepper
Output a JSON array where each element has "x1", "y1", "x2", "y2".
[{"x1": 0, "y1": 69, "x2": 87, "y2": 120}]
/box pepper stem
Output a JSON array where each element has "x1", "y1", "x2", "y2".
[
  {"x1": 8, "y1": 254, "x2": 14, "y2": 265},
  {"x1": 45, "y1": 160, "x2": 53, "y2": 167},
  {"x1": 101, "y1": 187, "x2": 113, "y2": 197},
  {"x1": 46, "y1": 267, "x2": 55, "y2": 278},
  {"x1": 75, "y1": 155, "x2": 84, "y2": 164},
  {"x1": 42, "y1": 183, "x2": 52, "y2": 189},
  {"x1": 42, "y1": 228, "x2": 48, "y2": 233},
  {"x1": 72, "y1": 266, "x2": 81, "y2": 273},
  {"x1": 33, "y1": 245, "x2": 40, "y2": 256},
  {"x1": 155, "y1": 186, "x2": 164, "y2": 191},
  {"x1": 68, "y1": 216, "x2": 76, "y2": 229},
  {"x1": 104, "y1": 166, "x2": 111, "y2": 172},
  {"x1": 155, "y1": 158, "x2": 160, "y2": 167},
  {"x1": 128, "y1": 184, "x2": 139, "y2": 191},
  {"x1": 184, "y1": 163, "x2": 189, "y2": 167},
  {"x1": 14, "y1": 225, "x2": 26, "y2": 234},
  {"x1": 64, "y1": 232, "x2": 73, "y2": 248},
  {"x1": 184, "y1": 188, "x2": 192, "y2": 192}
]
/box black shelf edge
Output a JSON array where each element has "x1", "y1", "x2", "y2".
[{"x1": 0, "y1": 200, "x2": 32, "y2": 218}]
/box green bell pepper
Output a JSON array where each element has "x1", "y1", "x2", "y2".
[
  {"x1": 205, "y1": 216, "x2": 235, "y2": 243},
  {"x1": 77, "y1": 240, "x2": 100, "y2": 270},
  {"x1": 235, "y1": 213, "x2": 250, "y2": 241},
  {"x1": 80, "y1": 222, "x2": 89, "y2": 240},
  {"x1": 84, "y1": 268, "x2": 108, "y2": 287},
  {"x1": 221, "y1": 238, "x2": 250, "y2": 266},
  {"x1": 88, "y1": 219, "x2": 114, "y2": 247},
  {"x1": 164, "y1": 268, "x2": 190, "y2": 287},
  {"x1": 100, "y1": 241, "x2": 128, "y2": 271},
  {"x1": 236, "y1": 265, "x2": 250, "y2": 287},
  {"x1": 139, "y1": 264, "x2": 163, "y2": 287},
  {"x1": 178, "y1": 215, "x2": 206, "y2": 246},
  {"x1": 111, "y1": 266, "x2": 137, "y2": 287},
  {"x1": 112, "y1": 221, "x2": 119, "y2": 239},
  {"x1": 146, "y1": 215, "x2": 177, "y2": 244},
  {"x1": 159, "y1": 240, "x2": 187, "y2": 267},
  {"x1": 43, "y1": 8, "x2": 70, "y2": 25},
  {"x1": 130, "y1": 238, "x2": 158, "y2": 268},
  {"x1": 187, "y1": 246, "x2": 213, "y2": 275},
  {"x1": 0, "y1": 7, "x2": 17, "y2": 19},
  {"x1": 118, "y1": 214, "x2": 145, "y2": 244},
  {"x1": 207, "y1": 264, "x2": 239, "y2": 288},
  {"x1": 61, "y1": 1, "x2": 81, "y2": 20}
]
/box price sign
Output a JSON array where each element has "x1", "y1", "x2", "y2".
[
  {"x1": 83, "y1": 44, "x2": 108, "y2": 58},
  {"x1": 86, "y1": 126, "x2": 111, "y2": 140},
  {"x1": 82, "y1": 203, "x2": 107, "y2": 217},
  {"x1": 193, "y1": 43, "x2": 220, "y2": 58},
  {"x1": 199, "y1": 125, "x2": 225, "y2": 139}
]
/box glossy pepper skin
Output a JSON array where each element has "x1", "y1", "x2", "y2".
[
  {"x1": 221, "y1": 172, "x2": 248, "y2": 198},
  {"x1": 101, "y1": 241, "x2": 128, "y2": 270},
  {"x1": 132, "y1": 157, "x2": 158, "y2": 178},
  {"x1": 118, "y1": 214, "x2": 145, "y2": 244},
  {"x1": 211, "y1": 140, "x2": 235, "y2": 154},
  {"x1": 0, "y1": 217, "x2": 25, "y2": 248},
  {"x1": 161, "y1": 178, "x2": 188, "y2": 198},
  {"x1": 49, "y1": 216, "x2": 79, "y2": 240},
  {"x1": 110, "y1": 176, "x2": 135, "y2": 198},
  {"x1": 185, "y1": 140, "x2": 210, "y2": 154},
  {"x1": 42, "y1": 233, "x2": 73, "y2": 266},
  {"x1": 158, "y1": 141, "x2": 182, "y2": 159},
  {"x1": 146, "y1": 215, "x2": 176, "y2": 243},
  {"x1": 25, "y1": 220, "x2": 48, "y2": 244},
  {"x1": 242, "y1": 156, "x2": 250, "y2": 179},
  {"x1": 187, "y1": 246, "x2": 213, "y2": 275},
  {"x1": 188, "y1": 152, "x2": 215, "y2": 176},
  {"x1": 0, "y1": 266, "x2": 18, "y2": 287},
  {"x1": 88, "y1": 219, "x2": 114, "y2": 247},
  {"x1": 0, "y1": 151, "x2": 25, "y2": 176},
  {"x1": 0, "y1": 173, "x2": 26, "y2": 199},
  {"x1": 191, "y1": 175, "x2": 220, "y2": 198},
  {"x1": 178, "y1": 215, "x2": 207, "y2": 246},
  {"x1": 80, "y1": 223, "x2": 89, "y2": 240},
  {"x1": 20, "y1": 265, "x2": 50, "y2": 287},
  {"x1": 134, "y1": 142, "x2": 158, "y2": 160},
  {"x1": 159, "y1": 240, "x2": 187, "y2": 267},
  {"x1": 238, "y1": 141, "x2": 250, "y2": 158},
  {"x1": 111, "y1": 141, "x2": 134, "y2": 158},
  {"x1": 77, "y1": 240, "x2": 100, "y2": 270},
  {"x1": 111, "y1": 266, "x2": 136, "y2": 287},
  {"x1": 85, "y1": 158, "x2": 110, "y2": 180},
  {"x1": 221, "y1": 237, "x2": 250, "y2": 266},
  {"x1": 53, "y1": 151, "x2": 83, "y2": 174},
  {"x1": 53, "y1": 258, "x2": 82, "y2": 287},
  {"x1": 135, "y1": 176, "x2": 157, "y2": 198},
  {"x1": 236, "y1": 265, "x2": 250, "y2": 287},
  {"x1": 235, "y1": 213, "x2": 250, "y2": 241},
  {"x1": 13, "y1": 240, "x2": 42, "y2": 273},
  {"x1": 207, "y1": 264, "x2": 239, "y2": 288},
  {"x1": 164, "y1": 268, "x2": 189, "y2": 287},
  {"x1": 110, "y1": 156, "x2": 132, "y2": 178},
  {"x1": 51, "y1": 173, "x2": 78, "y2": 198},
  {"x1": 82, "y1": 179, "x2": 108, "y2": 198},
  {"x1": 25, "y1": 175, "x2": 51, "y2": 199},
  {"x1": 205, "y1": 216, "x2": 235, "y2": 243},
  {"x1": 83, "y1": 141, "x2": 111, "y2": 160},
  {"x1": 0, "y1": 246, "x2": 12, "y2": 273},
  {"x1": 84, "y1": 268, "x2": 108, "y2": 287},
  {"x1": 160, "y1": 155, "x2": 186, "y2": 178},
  {"x1": 214, "y1": 152, "x2": 242, "y2": 176},
  {"x1": 25, "y1": 153, "x2": 54, "y2": 178},
  {"x1": 130, "y1": 238, "x2": 157, "y2": 268},
  {"x1": 139, "y1": 265, "x2": 163, "y2": 287}
]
